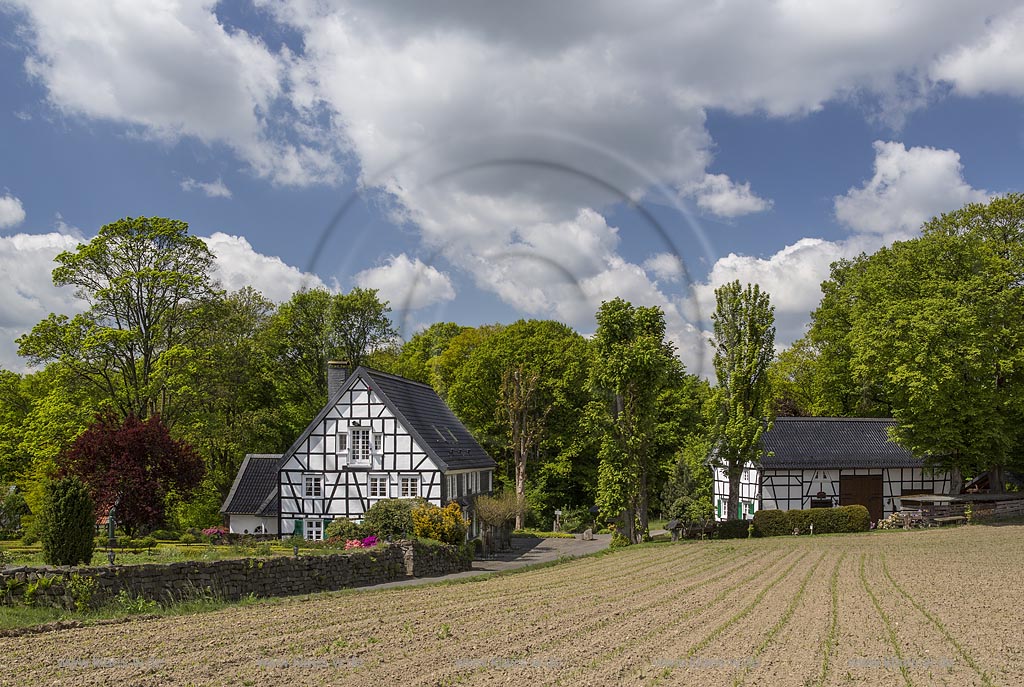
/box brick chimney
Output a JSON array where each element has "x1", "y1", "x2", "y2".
[{"x1": 327, "y1": 360, "x2": 350, "y2": 399}]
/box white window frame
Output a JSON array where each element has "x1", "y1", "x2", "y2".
[
  {"x1": 373, "y1": 432, "x2": 382, "y2": 452},
  {"x1": 350, "y1": 427, "x2": 371, "y2": 464},
  {"x1": 369, "y1": 474, "x2": 389, "y2": 498},
  {"x1": 304, "y1": 519, "x2": 323, "y2": 541},
  {"x1": 400, "y1": 475, "x2": 420, "y2": 498},
  {"x1": 303, "y1": 474, "x2": 323, "y2": 499},
  {"x1": 337, "y1": 431, "x2": 348, "y2": 454}
]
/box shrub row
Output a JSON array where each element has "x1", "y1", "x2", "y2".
[
  {"x1": 752, "y1": 505, "x2": 870, "y2": 537},
  {"x1": 713, "y1": 519, "x2": 753, "y2": 539}
]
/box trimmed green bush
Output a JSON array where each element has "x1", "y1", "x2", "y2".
[
  {"x1": 752, "y1": 505, "x2": 871, "y2": 537},
  {"x1": 39, "y1": 476, "x2": 95, "y2": 566},
  {"x1": 325, "y1": 518, "x2": 365, "y2": 541},
  {"x1": 713, "y1": 519, "x2": 752, "y2": 539},
  {"x1": 362, "y1": 498, "x2": 420, "y2": 541},
  {"x1": 752, "y1": 509, "x2": 789, "y2": 537}
]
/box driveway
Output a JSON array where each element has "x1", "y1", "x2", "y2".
[{"x1": 366, "y1": 534, "x2": 611, "y2": 590}]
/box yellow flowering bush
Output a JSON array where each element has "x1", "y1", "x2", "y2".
[{"x1": 412, "y1": 501, "x2": 468, "y2": 545}]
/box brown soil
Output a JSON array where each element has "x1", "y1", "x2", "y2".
[{"x1": 2, "y1": 526, "x2": 1021, "y2": 687}]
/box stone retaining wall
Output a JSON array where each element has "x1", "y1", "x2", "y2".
[{"x1": 0, "y1": 541, "x2": 471, "y2": 610}]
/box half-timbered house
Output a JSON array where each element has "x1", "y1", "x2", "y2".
[
  {"x1": 712, "y1": 417, "x2": 952, "y2": 523},
  {"x1": 221, "y1": 363, "x2": 497, "y2": 540}
]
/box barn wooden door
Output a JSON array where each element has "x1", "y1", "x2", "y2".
[{"x1": 839, "y1": 475, "x2": 884, "y2": 522}]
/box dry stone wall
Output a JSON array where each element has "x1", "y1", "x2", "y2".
[{"x1": 1, "y1": 541, "x2": 471, "y2": 611}]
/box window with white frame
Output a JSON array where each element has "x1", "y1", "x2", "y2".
[
  {"x1": 337, "y1": 431, "x2": 348, "y2": 454},
  {"x1": 373, "y1": 432, "x2": 382, "y2": 452},
  {"x1": 304, "y1": 519, "x2": 323, "y2": 541},
  {"x1": 369, "y1": 475, "x2": 388, "y2": 498},
  {"x1": 400, "y1": 475, "x2": 419, "y2": 498},
  {"x1": 303, "y1": 474, "x2": 323, "y2": 498},
  {"x1": 350, "y1": 427, "x2": 371, "y2": 464}
]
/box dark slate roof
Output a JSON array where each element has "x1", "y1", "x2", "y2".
[
  {"x1": 221, "y1": 454, "x2": 281, "y2": 515},
  {"x1": 761, "y1": 417, "x2": 922, "y2": 470},
  {"x1": 363, "y1": 368, "x2": 497, "y2": 472}
]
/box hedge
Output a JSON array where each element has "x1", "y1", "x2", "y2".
[
  {"x1": 752, "y1": 505, "x2": 871, "y2": 537},
  {"x1": 713, "y1": 519, "x2": 753, "y2": 539}
]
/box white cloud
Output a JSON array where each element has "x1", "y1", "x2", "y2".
[
  {"x1": 0, "y1": 231, "x2": 84, "y2": 370},
  {"x1": 932, "y1": 7, "x2": 1024, "y2": 97},
  {"x1": 643, "y1": 252, "x2": 685, "y2": 283},
  {"x1": 834, "y1": 141, "x2": 989, "y2": 239},
  {"x1": 11, "y1": 0, "x2": 344, "y2": 186},
  {"x1": 685, "y1": 173, "x2": 772, "y2": 218},
  {"x1": 354, "y1": 254, "x2": 455, "y2": 310},
  {"x1": 202, "y1": 232, "x2": 327, "y2": 302},
  {"x1": 181, "y1": 177, "x2": 232, "y2": 199},
  {"x1": 0, "y1": 195, "x2": 26, "y2": 228}
]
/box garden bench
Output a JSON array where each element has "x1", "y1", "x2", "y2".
[{"x1": 933, "y1": 515, "x2": 967, "y2": 526}]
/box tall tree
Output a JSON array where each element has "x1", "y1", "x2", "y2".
[
  {"x1": 264, "y1": 287, "x2": 398, "y2": 427},
  {"x1": 838, "y1": 195, "x2": 1024, "y2": 490},
  {"x1": 589, "y1": 299, "x2": 678, "y2": 543},
  {"x1": 392, "y1": 322, "x2": 469, "y2": 385},
  {"x1": 17, "y1": 217, "x2": 217, "y2": 421},
  {"x1": 709, "y1": 281, "x2": 775, "y2": 521},
  {"x1": 62, "y1": 412, "x2": 204, "y2": 535}
]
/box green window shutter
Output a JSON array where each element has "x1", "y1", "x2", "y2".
[
  {"x1": 293, "y1": 519, "x2": 303, "y2": 537},
  {"x1": 716, "y1": 499, "x2": 722, "y2": 519}
]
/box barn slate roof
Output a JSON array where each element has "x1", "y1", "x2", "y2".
[
  {"x1": 761, "y1": 417, "x2": 923, "y2": 470},
  {"x1": 221, "y1": 454, "x2": 281, "y2": 515}
]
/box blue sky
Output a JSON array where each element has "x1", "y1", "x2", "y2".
[{"x1": 1, "y1": 1, "x2": 1023, "y2": 377}]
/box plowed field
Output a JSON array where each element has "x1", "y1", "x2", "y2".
[{"x1": 3, "y1": 525, "x2": 1022, "y2": 686}]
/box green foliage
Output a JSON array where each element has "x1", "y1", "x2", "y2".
[
  {"x1": 113, "y1": 589, "x2": 158, "y2": 614},
  {"x1": 752, "y1": 506, "x2": 871, "y2": 536},
  {"x1": 709, "y1": 281, "x2": 775, "y2": 521},
  {"x1": 713, "y1": 519, "x2": 752, "y2": 539},
  {"x1": 412, "y1": 501, "x2": 468, "y2": 545},
  {"x1": 557, "y1": 505, "x2": 592, "y2": 534},
  {"x1": 391, "y1": 322, "x2": 469, "y2": 385},
  {"x1": 66, "y1": 573, "x2": 98, "y2": 611},
  {"x1": 179, "y1": 532, "x2": 199, "y2": 545},
  {"x1": 23, "y1": 574, "x2": 56, "y2": 605},
  {"x1": 150, "y1": 529, "x2": 180, "y2": 541},
  {"x1": 0, "y1": 485, "x2": 28, "y2": 533},
  {"x1": 325, "y1": 518, "x2": 365, "y2": 541},
  {"x1": 609, "y1": 531, "x2": 632, "y2": 548},
  {"x1": 808, "y1": 194, "x2": 1024, "y2": 484},
  {"x1": 166, "y1": 479, "x2": 223, "y2": 532},
  {"x1": 589, "y1": 298, "x2": 689, "y2": 543},
  {"x1": 473, "y1": 491, "x2": 523, "y2": 528},
  {"x1": 362, "y1": 498, "x2": 419, "y2": 540},
  {"x1": 17, "y1": 216, "x2": 218, "y2": 420},
  {"x1": 39, "y1": 476, "x2": 95, "y2": 566}
]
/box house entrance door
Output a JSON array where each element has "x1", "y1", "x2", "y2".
[{"x1": 839, "y1": 474, "x2": 884, "y2": 522}]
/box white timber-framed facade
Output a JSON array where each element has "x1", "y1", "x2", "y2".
[
  {"x1": 221, "y1": 363, "x2": 497, "y2": 540},
  {"x1": 712, "y1": 417, "x2": 952, "y2": 523}
]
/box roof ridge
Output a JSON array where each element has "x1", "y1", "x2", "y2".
[
  {"x1": 774, "y1": 416, "x2": 894, "y2": 422},
  {"x1": 363, "y1": 366, "x2": 439, "y2": 392}
]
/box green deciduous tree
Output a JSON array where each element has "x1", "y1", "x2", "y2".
[
  {"x1": 39, "y1": 475, "x2": 95, "y2": 566},
  {"x1": 709, "y1": 281, "x2": 775, "y2": 521},
  {"x1": 17, "y1": 217, "x2": 218, "y2": 421},
  {"x1": 825, "y1": 194, "x2": 1024, "y2": 490},
  {"x1": 589, "y1": 299, "x2": 679, "y2": 543}
]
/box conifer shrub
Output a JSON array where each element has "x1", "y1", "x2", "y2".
[{"x1": 39, "y1": 476, "x2": 95, "y2": 566}]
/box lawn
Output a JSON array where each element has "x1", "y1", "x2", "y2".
[{"x1": 2, "y1": 524, "x2": 1021, "y2": 686}]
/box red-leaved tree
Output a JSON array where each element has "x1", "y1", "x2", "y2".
[{"x1": 61, "y1": 412, "x2": 204, "y2": 535}]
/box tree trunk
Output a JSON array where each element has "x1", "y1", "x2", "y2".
[
  {"x1": 727, "y1": 465, "x2": 741, "y2": 521},
  {"x1": 636, "y1": 464, "x2": 649, "y2": 543},
  {"x1": 514, "y1": 445, "x2": 527, "y2": 530},
  {"x1": 988, "y1": 464, "x2": 1005, "y2": 494},
  {"x1": 948, "y1": 465, "x2": 963, "y2": 495}
]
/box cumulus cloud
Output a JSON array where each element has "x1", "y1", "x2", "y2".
[
  {"x1": 643, "y1": 252, "x2": 685, "y2": 283},
  {"x1": 932, "y1": 6, "x2": 1024, "y2": 97},
  {"x1": 834, "y1": 141, "x2": 989, "y2": 239},
  {"x1": 202, "y1": 232, "x2": 327, "y2": 302},
  {"x1": 0, "y1": 195, "x2": 26, "y2": 228},
  {"x1": 685, "y1": 173, "x2": 772, "y2": 218},
  {"x1": 354, "y1": 254, "x2": 456, "y2": 310},
  {"x1": 0, "y1": 231, "x2": 84, "y2": 370},
  {"x1": 181, "y1": 177, "x2": 232, "y2": 199},
  {"x1": 11, "y1": 0, "x2": 344, "y2": 186}
]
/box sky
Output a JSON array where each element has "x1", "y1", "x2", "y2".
[{"x1": 1, "y1": 1, "x2": 1023, "y2": 379}]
